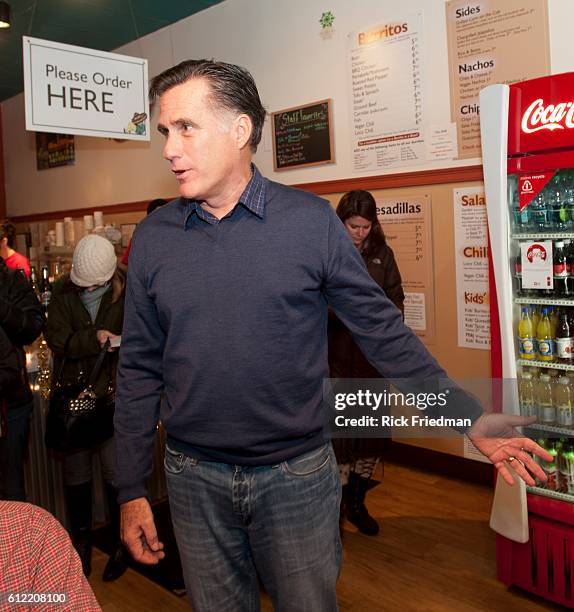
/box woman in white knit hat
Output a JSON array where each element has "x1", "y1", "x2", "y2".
[{"x1": 44, "y1": 234, "x2": 128, "y2": 582}]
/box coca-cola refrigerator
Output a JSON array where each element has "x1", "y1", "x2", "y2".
[{"x1": 481, "y1": 72, "x2": 574, "y2": 608}]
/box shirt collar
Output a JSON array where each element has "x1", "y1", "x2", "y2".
[{"x1": 184, "y1": 164, "x2": 266, "y2": 227}]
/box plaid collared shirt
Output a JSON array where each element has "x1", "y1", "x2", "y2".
[
  {"x1": 185, "y1": 164, "x2": 266, "y2": 225},
  {"x1": 0, "y1": 502, "x2": 100, "y2": 611}
]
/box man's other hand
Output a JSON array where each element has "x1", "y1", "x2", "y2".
[
  {"x1": 121, "y1": 497, "x2": 165, "y2": 565},
  {"x1": 467, "y1": 413, "x2": 554, "y2": 487}
]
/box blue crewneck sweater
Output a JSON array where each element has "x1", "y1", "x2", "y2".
[{"x1": 114, "y1": 168, "x2": 482, "y2": 504}]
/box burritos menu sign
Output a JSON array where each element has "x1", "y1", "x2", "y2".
[{"x1": 23, "y1": 36, "x2": 149, "y2": 141}]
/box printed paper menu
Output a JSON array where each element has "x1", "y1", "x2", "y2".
[
  {"x1": 348, "y1": 13, "x2": 425, "y2": 172},
  {"x1": 445, "y1": 0, "x2": 549, "y2": 159},
  {"x1": 377, "y1": 195, "x2": 434, "y2": 341},
  {"x1": 453, "y1": 187, "x2": 490, "y2": 350}
]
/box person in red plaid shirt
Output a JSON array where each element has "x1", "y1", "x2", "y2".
[{"x1": 0, "y1": 501, "x2": 100, "y2": 611}]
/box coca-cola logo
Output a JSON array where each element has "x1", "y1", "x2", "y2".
[
  {"x1": 526, "y1": 244, "x2": 547, "y2": 262},
  {"x1": 521, "y1": 98, "x2": 574, "y2": 134}
]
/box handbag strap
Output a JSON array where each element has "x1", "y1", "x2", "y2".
[
  {"x1": 55, "y1": 335, "x2": 110, "y2": 388},
  {"x1": 87, "y1": 339, "x2": 111, "y2": 388}
]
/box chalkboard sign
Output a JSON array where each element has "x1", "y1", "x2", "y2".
[{"x1": 272, "y1": 99, "x2": 334, "y2": 171}]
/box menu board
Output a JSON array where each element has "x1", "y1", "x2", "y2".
[
  {"x1": 376, "y1": 195, "x2": 435, "y2": 341},
  {"x1": 348, "y1": 13, "x2": 426, "y2": 172},
  {"x1": 446, "y1": 0, "x2": 550, "y2": 159},
  {"x1": 271, "y1": 99, "x2": 334, "y2": 171},
  {"x1": 453, "y1": 187, "x2": 490, "y2": 349}
]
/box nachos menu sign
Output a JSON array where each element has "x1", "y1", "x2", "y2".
[{"x1": 23, "y1": 36, "x2": 149, "y2": 141}]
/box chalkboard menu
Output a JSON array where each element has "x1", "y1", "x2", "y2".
[{"x1": 272, "y1": 99, "x2": 334, "y2": 171}]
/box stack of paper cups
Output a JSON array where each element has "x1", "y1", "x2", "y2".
[
  {"x1": 55, "y1": 222, "x2": 65, "y2": 247},
  {"x1": 74, "y1": 219, "x2": 85, "y2": 241},
  {"x1": 28, "y1": 222, "x2": 40, "y2": 248},
  {"x1": 64, "y1": 217, "x2": 75, "y2": 247},
  {"x1": 83, "y1": 215, "x2": 94, "y2": 233},
  {"x1": 93, "y1": 211, "x2": 104, "y2": 228},
  {"x1": 29, "y1": 247, "x2": 38, "y2": 268}
]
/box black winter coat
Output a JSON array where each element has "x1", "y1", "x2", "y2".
[
  {"x1": 328, "y1": 242, "x2": 404, "y2": 463},
  {"x1": 0, "y1": 258, "x2": 45, "y2": 409},
  {"x1": 45, "y1": 276, "x2": 125, "y2": 398},
  {"x1": 328, "y1": 242, "x2": 405, "y2": 379}
]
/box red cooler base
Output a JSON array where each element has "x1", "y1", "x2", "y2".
[{"x1": 497, "y1": 494, "x2": 574, "y2": 608}]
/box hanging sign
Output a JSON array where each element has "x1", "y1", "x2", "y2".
[{"x1": 23, "y1": 36, "x2": 149, "y2": 141}]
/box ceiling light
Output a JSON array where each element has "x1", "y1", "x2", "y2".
[{"x1": 0, "y1": 2, "x2": 10, "y2": 29}]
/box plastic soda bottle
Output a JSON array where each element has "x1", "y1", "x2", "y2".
[
  {"x1": 557, "y1": 313, "x2": 574, "y2": 363},
  {"x1": 544, "y1": 441, "x2": 558, "y2": 491},
  {"x1": 530, "y1": 193, "x2": 548, "y2": 231},
  {"x1": 553, "y1": 242, "x2": 570, "y2": 296},
  {"x1": 562, "y1": 443, "x2": 574, "y2": 494},
  {"x1": 518, "y1": 370, "x2": 537, "y2": 418},
  {"x1": 537, "y1": 373, "x2": 555, "y2": 424},
  {"x1": 537, "y1": 307, "x2": 555, "y2": 362},
  {"x1": 556, "y1": 376, "x2": 574, "y2": 427},
  {"x1": 550, "y1": 307, "x2": 558, "y2": 336},
  {"x1": 531, "y1": 306, "x2": 540, "y2": 355},
  {"x1": 534, "y1": 438, "x2": 547, "y2": 486},
  {"x1": 518, "y1": 307, "x2": 535, "y2": 360}
]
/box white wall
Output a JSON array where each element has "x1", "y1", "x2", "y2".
[{"x1": 2, "y1": 0, "x2": 573, "y2": 217}]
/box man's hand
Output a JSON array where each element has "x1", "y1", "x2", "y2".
[
  {"x1": 121, "y1": 497, "x2": 165, "y2": 565},
  {"x1": 467, "y1": 413, "x2": 554, "y2": 487}
]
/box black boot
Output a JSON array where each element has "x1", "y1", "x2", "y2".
[
  {"x1": 64, "y1": 483, "x2": 93, "y2": 576},
  {"x1": 102, "y1": 484, "x2": 129, "y2": 582},
  {"x1": 346, "y1": 473, "x2": 379, "y2": 536}
]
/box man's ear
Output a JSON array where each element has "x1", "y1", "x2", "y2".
[{"x1": 234, "y1": 114, "x2": 253, "y2": 150}]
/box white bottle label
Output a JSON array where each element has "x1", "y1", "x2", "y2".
[
  {"x1": 557, "y1": 405, "x2": 574, "y2": 426},
  {"x1": 556, "y1": 336, "x2": 574, "y2": 359}
]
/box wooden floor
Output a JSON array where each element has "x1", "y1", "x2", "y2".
[{"x1": 88, "y1": 462, "x2": 557, "y2": 611}]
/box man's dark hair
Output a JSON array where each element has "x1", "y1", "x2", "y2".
[
  {"x1": 149, "y1": 60, "x2": 267, "y2": 152},
  {"x1": 146, "y1": 199, "x2": 167, "y2": 216},
  {"x1": 0, "y1": 221, "x2": 16, "y2": 248}
]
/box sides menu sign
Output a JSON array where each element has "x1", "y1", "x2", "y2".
[
  {"x1": 23, "y1": 36, "x2": 149, "y2": 141},
  {"x1": 445, "y1": 0, "x2": 549, "y2": 159}
]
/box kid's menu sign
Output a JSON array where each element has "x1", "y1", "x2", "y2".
[{"x1": 271, "y1": 99, "x2": 334, "y2": 171}]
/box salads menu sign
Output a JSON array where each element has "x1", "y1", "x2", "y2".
[{"x1": 23, "y1": 36, "x2": 149, "y2": 141}]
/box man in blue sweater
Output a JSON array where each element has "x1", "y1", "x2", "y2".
[{"x1": 115, "y1": 60, "x2": 551, "y2": 611}]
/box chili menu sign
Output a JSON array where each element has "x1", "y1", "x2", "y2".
[{"x1": 23, "y1": 36, "x2": 149, "y2": 141}]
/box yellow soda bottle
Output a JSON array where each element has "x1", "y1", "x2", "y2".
[
  {"x1": 537, "y1": 307, "x2": 555, "y2": 362},
  {"x1": 531, "y1": 306, "x2": 540, "y2": 355},
  {"x1": 550, "y1": 307, "x2": 558, "y2": 337},
  {"x1": 518, "y1": 307, "x2": 535, "y2": 360}
]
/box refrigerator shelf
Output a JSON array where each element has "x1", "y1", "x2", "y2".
[
  {"x1": 526, "y1": 486, "x2": 574, "y2": 503},
  {"x1": 517, "y1": 358, "x2": 574, "y2": 371},
  {"x1": 515, "y1": 297, "x2": 574, "y2": 306},
  {"x1": 526, "y1": 423, "x2": 574, "y2": 437},
  {"x1": 511, "y1": 233, "x2": 574, "y2": 240}
]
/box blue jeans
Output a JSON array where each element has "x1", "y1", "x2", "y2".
[
  {"x1": 0, "y1": 401, "x2": 33, "y2": 501},
  {"x1": 165, "y1": 442, "x2": 342, "y2": 612}
]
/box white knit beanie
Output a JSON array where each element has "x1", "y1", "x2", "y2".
[{"x1": 70, "y1": 235, "x2": 117, "y2": 287}]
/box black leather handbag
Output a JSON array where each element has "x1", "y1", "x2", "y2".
[{"x1": 45, "y1": 338, "x2": 115, "y2": 453}]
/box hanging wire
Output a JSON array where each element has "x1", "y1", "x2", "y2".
[{"x1": 27, "y1": 0, "x2": 38, "y2": 35}]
